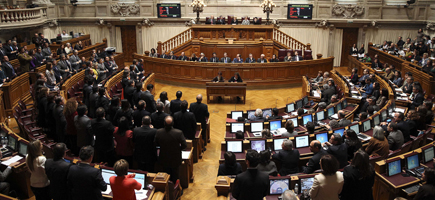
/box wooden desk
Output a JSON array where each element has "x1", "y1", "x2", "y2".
[
  {"x1": 206, "y1": 82, "x2": 247, "y2": 104},
  {"x1": 1, "y1": 73, "x2": 31, "y2": 116},
  {"x1": 180, "y1": 147, "x2": 194, "y2": 188}
]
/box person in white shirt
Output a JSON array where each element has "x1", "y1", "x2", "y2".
[
  {"x1": 61, "y1": 30, "x2": 69, "y2": 37},
  {"x1": 64, "y1": 43, "x2": 73, "y2": 54},
  {"x1": 26, "y1": 140, "x2": 50, "y2": 199},
  {"x1": 0, "y1": 149, "x2": 18, "y2": 195},
  {"x1": 241, "y1": 17, "x2": 250, "y2": 25}
]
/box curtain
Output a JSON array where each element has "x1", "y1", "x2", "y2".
[
  {"x1": 142, "y1": 26, "x2": 189, "y2": 53},
  {"x1": 333, "y1": 28, "x2": 343, "y2": 67},
  {"x1": 115, "y1": 27, "x2": 122, "y2": 53},
  {"x1": 364, "y1": 28, "x2": 419, "y2": 47},
  {"x1": 42, "y1": 25, "x2": 111, "y2": 46},
  {"x1": 278, "y1": 27, "x2": 330, "y2": 60}
]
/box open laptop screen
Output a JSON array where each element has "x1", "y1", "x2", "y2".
[
  {"x1": 251, "y1": 122, "x2": 263, "y2": 133},
  {"x1": 295, "y1": 135, "x2": 309, "y2": 148},
  {"x1": 287, "y1": 103, "x2": 295, "y2": 113},
  {"x1": 231, "y1": 123, "x2": 244, "y2": 133},
  {"x1": 226, "y1": 141, "x2": 243, "y2": 153},
  {"x1": 270, "y1": 120, "x2": 281, "y2": 131},
  {"x1": 231, "y1": 111, "x2": 243, "y2": 120},
  {"x1": 270, "y1": 178, "x2": 289, "y2": 195}
]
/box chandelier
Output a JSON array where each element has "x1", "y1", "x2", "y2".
[{"x1": 260, "y1": 0, "x2": 276, "y2": 25}]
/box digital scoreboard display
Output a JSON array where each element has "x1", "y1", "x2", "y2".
[
  {"x1": 157, "y1": 3, "x2": 181, "y2": 18},
  {"x1": 288, "y1": 4, "x2": 313, "y2": 19}
]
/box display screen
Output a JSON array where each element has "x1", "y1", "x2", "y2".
[
  {"x1": 316, "y1": 132, "x2": 328, "y2": 144},
  {"x1": 270, "y1": 120, "x2": 281, "y2": 131},
  {"x1": 289, "y1": 117, "x2": 298, "y2": 127},
  {"x1": 287, "y1": 103, "x2": 295, "y2": 113},
  {"x1": 288, "y1": 4, "x2": 313, "y2": 19},
  {"x1": 231, "y1": 111, "x2": 243, "y2": 120},
  {"x1": 127, "y1": 172, "x2": 146, "y2": 189},
  {"x1": 381, "y1": 110, "x2": 387, "y2": 121},
  {"x1": 336, "y1": 102, "x2": 342, "y2": 112},
  {"x1": 424, "y1": 147, "x2": 434, "y2": 163},
  {"x1": 343, "y1": 99, "x2": 348, "y2": 108},
  {"x1": 251, "y1": 122, "x2": 264, "y2": 133},
  {"x1": 263, "y1": 109, "x2": 272, "y2": 118},
  {"x1": 247, "y1": 110, "x2": 256, "y2": 120},
  {"x1": 373, "y1": 115, "x2": 380, "y2": 126},
  {"x1": 300, "y1": 177, "x2": 314, "y2": 194},
  {"x1": 303, "y1": 96, "x2": 308, "y2": 105},
  {"x1": 334, "y1": 128, "x2": 345, "y2": 137},
  {"x1": 226, "y1": 141, "x2": 243, "y2": 153},
  {"x1": 316, "y1": 111, "x2": 325, "y2": 121},
  {"x1": 349, "y1": 124, "x2": 360, "y2": 134},
  {"x1": 387, "y1": 160, "x2": 401, "y2": 176},
  {"x1": 363, "y1": 120, "x2": 371, "y2": 132},
  {"x1": 101, "y1": 169, "x2": 116, "y2": 184},
  {"x1": 302, "y1": 115, "x2": 312, "y2": 126},
  {"x1": 231, "y1": 123, "x2": 244, "y2": 133},
  {"x1": 327, "y1": 107, "x2": 335, "y2": 117},
  {"x1": 157, "y1": 4, "x2": 181, "y2": 18},
  {"x1": 7, "y1": 135, "x2": 16, "y2": 150},
  {"x1": 407, "y1": 154, "x2": 419, "y2": 170},
  {"x1": 18, "y1": 141, "x2": 27, "y2": 155},
  {"x1": 295, "y1": 135, "x2": 309, "y2": 148},
  {"x1": 270, "y1": 179, "x2": 289, "y2": 195},
  {"x1": 274, "y1": 138, "x2": 286, "y2": 151},
  {"x1": 296, "y1": 100, "x2": 303, "y2": 109},
  {"x1": 251, "y1": 140, "x2": 266, "y2": 152}
]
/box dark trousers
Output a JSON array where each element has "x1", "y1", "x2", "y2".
[
  {"x1": 31, "y1": 186, "x2": 50, "y2": 200},
  {"x1": 200, "y1": 122, "x2": 207, "y2": 146},
  {"x1": 163, "y1": 166, "x2": 180, "y2": 183},
  {"x1": 95, "y1": 149, "x2": 115, "y2": 167},
  {"x1": 0, "y1": 182, "x2": 9, "y2": 195},
  {"x1": 137, "y1": 161, "x2": 155, "y2": 173}
]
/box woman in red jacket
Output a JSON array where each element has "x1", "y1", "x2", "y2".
[
  {"x1": 110, "y1": 159, "x2": 142, "y2": 200},
  {"x1": 113, "y1": 116, "x2": 134, "y2": 165}
]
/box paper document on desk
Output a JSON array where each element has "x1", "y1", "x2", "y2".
[
  {"x1": 351, "y1": 91, "x2": 359, "y2": 94},
  {"x1": 395, "y1": 108, "x2": 405, "y2": 113},
  {"x1": 101, "y1": 187, "x2": 112, "y2": 195},
  {"x1": 352, "y1": 96, "x2": 362, "y2": 99},
  {"x1": 395, "y1": 88, "x2": 402, "y2": 92},
  {"x1": 313, "y1": 91, "x2": 320, "y2": 97},
  {"x1": 330, "y1": 114, "x2": 338, "y2": 120},
  {"x1": 400, "y1": 93, "x2": 408, "y2": 97},
  {"x1": 2, "y1": 155, "x2": 23, "y2": 166},
  {"x1": 397, "y1": 97, "x2": 408, "y2": 101},
  {"x1": 182, "y1": 151, "x2": 191, "y2": 159},
  {"x1": 135, "y1": 189, "x2": 148, "y2": 199},
  {"x1": 282, "y1": 115, "x2": 290, "y2": 119}
]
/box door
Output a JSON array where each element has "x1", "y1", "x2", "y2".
[
  {"x1": 121, "y1": 26, "x2": 137, "y2": 60},
  {"x1": 340, "y1": 28, "x2": 358, "y2": 67}
]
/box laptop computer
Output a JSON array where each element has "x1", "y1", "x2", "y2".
[
  {"x1": 269, "y1": 178, "x2": 289, "y2": 195},
  {"x1": 251, "y1": 122, "x2": 264, "y2": 137}
]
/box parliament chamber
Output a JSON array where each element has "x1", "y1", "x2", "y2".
[{"x1": 0, "y1": 0, "x2": 435, "y2": 200}]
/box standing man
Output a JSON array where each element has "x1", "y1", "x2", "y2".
[
  {"x1": 67, "y1": 146, "x2": 107, "y2": 200},
  {"x1": 220, "y1": 52, "x2": 231, "y2": 63},
  {"x1": 97, "y1": 58, "x2": 108, "y2": 81},
  {"x1": 133, "y1": 116, "x2": 157, "y2": 172},
  {"x1": 92, "y1": 107, "x2": 115, "y2": 166},
  {"x1": 170, "y1": 91, "x2": 183, "y2": 115},
  {"x1": 151, "y1": 102, "x2": 169, "y2": 129},
  {"x1": 75, "y1": 105, "x2": 93, "y2": 150},
  {"x1": 190, "y1": 94, "x2": 210, "y2": 145},
  {"x1": 173, "y1": 100, "x2": 197, "y2": 140},
  {"x1": 17, "y1": 47, "x2": 32, "y2": 73},
  {"x1": 45, "y1": 143, "x2": 72, "y2": 200},
  {"x1": 1, "y1": 56, "x2": 16, "y2": 79},
  {"x1": 232, "y1": 150, "x2": 269, "y2": 200},
  {"x1": 58, "y1": 54, "x2": 72, "y2": 79},
  {"x1": 70, "y1": 50, "x2": 81, "y2": 72},
  {"x1": 140, "y1": 84, "x2": 157, "y2": 113},
  {"x1": 154, "y1": 116, "x2": 187, "y2": 183}
]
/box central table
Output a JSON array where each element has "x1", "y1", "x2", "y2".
[{"x1": 206, "y1": 82, "x2": 247, "y2": 104}]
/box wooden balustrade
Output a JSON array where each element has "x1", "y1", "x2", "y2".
[
  {"x1": 273, "y1": 28, "x2": 311, "y2": 51},
  {"x1": 104, "y1": 70, "x2": 124, "y2": 100},
  {"x1": 158, "y1": 29, "x2": 192, "y2": 54},
  {"x1": 1, "y1": 73, "x2": 31, "y2": 116},
  {"x1": 142, "y1": 73, "x2": 156, "y2": 96},
  {"x1": 61, "y1": 69, "x2": 86, "y2": 100},
  {"x1": 0, "y1": 7, "x2": 47, "y2": 26}
]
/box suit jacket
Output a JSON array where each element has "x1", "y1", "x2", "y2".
[
  {"x1": 83, "y1": 84, "x2": 93, "y2": 109},
  {"x1": 150, "y1": 112, "x2": 169, "y2": 129},
  {"x1": 140, "y1": 91, "x2": 156, "y2": 113},
  {"x1": 42, "y1": 47, "x2": 52, "y2": 58},
  {"x1": 45, "y1": 159, "x2": 72, "y2": 200},
  {"x1": 302, "y1": 150, "x2": 328, "y2": 174},
  {"x1": 403, "y1": 83, "x2": 413, "y2": 94},
  {"x1": 284, "y1": 56, "x2": 292, "y2": 62},
  {"x1": 57, "y1": 48, "x2": 66, "y2": 56},
  {"x1": 209, "y1": 57, "x2": 219, "y2": 63},
  {"x1": 170, "y1": 99, "x2": 182, "y2": 115},
  {"x1": 92, "y1": 118, "x2": 115, "y2": 151},
  {"x1": 233, "y1": 58, "x2": 243, "y2": 63},
  {"x1": 75, "y1": 44, "x2": 83, "y2": 51},
  {"x1": 326, "y1": 143, "x2": 348, "y2": 168},
  {"x1": 413, "y1": 184, "x2": 435, "y2": 200},
  {"x1": 17, "y1": 53, "x2": 32, "y2": 72},
  {"x1": 53, "y1": 105, "x2": 66, "y2": 142},
  {"x1": 257, "y1": 58, "x2": 267, "y2": 63},
  {"x1": 34, "y1": 52, "x2": 44, "y2": 66},
  {"x1": 350, "y1": 73, "x2": 359, "y2": 84},
  {"x1": 212, "y1": 76, "x2": 224, "y2": 82},
  {"x1": 198, "y1": 57, "x2": 208, "y2": 62},
  {"x1": 58, "y1": 60, "x2": 71, "y2": 78},
  {"x1": 75, "y1": 115, "x2": 93, "y2": 148},
  {"x1": 133, "y1": 90, "x2": 143, "y2": 108},
  {"x1": 321, "y1": 88, "x2": 334, "y2": 104},
  {"x1": 310, "y1": 172, "x2": 344, "y2": 200},
  {"x1": 410, "y1": 93, "x2": 424, "y2": 110},
  {"x1": 217, "y1": 18, "x2": 225, "y2": 24},
  {"x1": 69, "y1": 55, "x2": 81, "y2": 71},
  {"x1": 97, "y1": 63, "x2": 107, "y2": 81},
  {"x1": 245, "y1": 57, "x2": 256, "y2": 63},
  {"x1": 292, "y1": 56, "x2": 303, "y2": 61},
  {"x1": 88, "y1": 93, "x2": 98, "y2": 118},
  {"x1": 232, "y1": 168, "x2": 269, "y2": 200},
  {"x1": 132, "y1": 109, "x2": 151, "y2": 128},
  {"x1": 67, "y1": 163, "x2": 107, "y2": 200},
  {"x1": 220, "y1": 57, "x2": 231, "y2": 63},
  {"x1": 228, "y1": 76, "x2": 243, "y2": 83},
  {"x1": 387, "y1": 130, "x2": 404, "y2": 150},
  {"x1": 272, "y1": 149, "x2": 300, "y2": 175},
  {"x1": 154, "y1": 127, "x2": 187, "y2": 167},
  {"x1": 133, "y1": 126, "x2": 157, "y2": 164},
  {"x1": 0, "y1": 48, "x2": 6, "y2": 61},
  {"x1": 178, "y1": 56, "x2": 188, "y2": 61},
  {"x1": 341, "y1": 166, "x2": 375, "y2": 200},
  {"x1": 339, "y1": 119, "x2": 352, "y2": 127},
  {"x1": 231, "y1": 19, "x2": 238, "y2": 25},
  {"x1": 207, "y1": 18, "x2": 216, "y2": 24},
  {"x1": 95, "y1": 95, "x2": 110, "y2": 113},
  {"x1": 189, "y1": 102, "x2": 209, "y2": 124},
  {"x1": 124, "y1": 86, "x2": 136, "y2": 107},
  {"x1": 2, "y1": 62, "x2": 16, "y2": 78},
  {"x1": 173, "y1": 111, "x2": 197, "y2": 139}
]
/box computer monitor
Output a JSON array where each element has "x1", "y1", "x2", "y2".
[
  {"x1": 423, "y1": 146, "x2": 434, "y2": 163},
  {"x1": 406, "y1": 154, "x2": 419, "y2": 170},
  {"x1": 231, "y1": 111, "x2": 243, "y2": 120},
  {"x1": 373, "y1": 115, "x2": 380, "y2": 126},
  {"x1": 250, "y1": 140, "x2": 266, "y2": 152},
  {"x1": 316, "y1": 111, "x2": 325, "y2": 121},
  {"x1": 296, "y1": 100, "x2": 303, "y2": 109},
  {"x1": 247, "y1": 110, "x2": 256, "y2": 120},
  {"x1": 269, "y1": 178, "x2": 289, "y2": 195},
  {"x1": 299, "y1": 177, "x2": 315, "y2": 194},
  {"x1": 381, "y1": 110, "x2": 388, "y2": 121},
  {"x1": 387, "y1": 160, "x2": 401, "y2": 176},
  {"x1": 343, "y1": 99, "x2": 348, "y2": 108},
  {"x1": 334, "y1": 128, "x2": 345, "y2": 136},
  {"x1": 336, "y1": 102, "x2": 342, "y2": 112},
  {"x1": 226, "y1": 140, "x2": 243, "y2": 153},
  {"x1": 270, "y1": 120, "x2": 282, "y2": 131},
  {"x1": 295, "y1": 135, "x2": 309, "y2": 148},
  {"x1": 288, "y1": 117, "x2": 298, "y2": 127},
  {"x1": 315, "y1": 132, "x2": 328, "y2": 144},
  {"x1": 302, "y1": 114, "x2": 313, "y2": 126},
  {"x1": 127, "y1": 172, "x2": 147, "y2": 189},
  {"x1": 362, "y1": 120, "x2": 372, "y2": 132},
  {"x1": 7, "y1": 135, "x2": 17, "y2": 151},
  {"x1": 231, "y1": 123, "x2": 244, "y2": 133},
  {"x1": 286, "y1": 103, "x2": 295, "y2": 113},
  {"x1": 303, "y1": 96, "x2": 308, "y2": 105},
  {"x1": 273, "y1": 138, "x2": 286, "y2": 151},
  {"x1": 349, "y1": 124, "x2": 360, "y2": 134},
  {"x1": 262, "y1": 109, "x2": 272, "y2": 118},
  {"x1": 101, "y1": 169, "x2": 116, "y2": 184},
  {"x1": 251, "y1": 122, "x2": 264, "y2": 133},
  {"x1": 327, "y1": 107, "x2": 335, "y2": 118},
  {"x1": 18, "y1": 141, "x2": 27, "y2": 156}
]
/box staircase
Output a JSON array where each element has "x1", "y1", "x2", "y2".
[
  {"x1": 273, "y1": 28, "x2": 311, "y2": 51},
  {"x1": 157, "y1": 29, "x2": 192, "y2": 54}
]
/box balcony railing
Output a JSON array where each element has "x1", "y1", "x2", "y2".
[{"x1": 0, "y1": 7, "x2": 47, "y2": 27}]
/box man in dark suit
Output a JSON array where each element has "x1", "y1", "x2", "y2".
[
  {"x1": 42, "y1": 42, "x2": 52, "y2": 59},
  {"x1": 257, "y1": 54, "x2": 267, "y2": 63},
  {"x1": 133, "y1": 116, "x2": 157, "y2": 172},
  {"x1": 140, "y1": 84, "x2": 157, "y2": 113},
  {"x1": 1, "y1": 56, "x2": 16, "y2": 79},
  {"x1": 207, "y1": 15, "x2": 216, "y2": 24},
  {"x1": 174, "y1": 100, "x2": 197, "y2": 140},
  {"x1": 151, "y1": 102, "x2": 169, "y2": 129},
  {"x1": 272, "y1": 139, "x2": 300, "y2": 175},
  {"x1": 53, "y1": 97, "x2": 67, "y2": 144},
  {"x1": 402, "y1": 76, "x2": 414, "y2": 94},
  {"x1": 323, "y1": 133, "x2": 348, "y2": 168},
  {"x1": 88, "y1": 86, "x2": 99, "y2": 118},
  {"x1": 408, "y1": 86, "x2": 424, "y2": 110},
  {"x1": 233, "y1": 54, "x2": 243, "y2": 63},
  {"x1": 198, "y1": 53, "x2": 208, "y2": 62},
  {"x1": 74, "y1": 105, "x2": 93, "y2": 151},
  {"x1": 92, "y1": 107, "x2": 115, "y2": 166},
  {"x1": 69, "y1": 50, "x2": 81, "y2": 72},
  {"x1": 5, "y1": 40, "x2": 17, "y2": 60},
  {"x1": 58, "y1": 54, "x2": 72, "y2": 79},
  {"x1": 34, "y1": 48, "x2": 45, "y2": 67},
  {"x1": 160, "y1": 50, "x2": 168, "y2": 59},
  {"x1": 220, "y1": 52, "x2": 231, "y2": 64},
  {"x1": 292, "y1": 51, "x2": 303, "y2": 61},
  {"x1": 178, "y1": 52, "x2": 188, "y2": 61},
  {"x1": 154, "y1": 116, "x2": 187, "y2": 183},
  {"x1": 245, "y1": 53, "x2": 256, "y2": 63},
  {"x1": 209, "y1": 52, "x2": 219, "y2": 63},
  {"x1": 337, "y1": 110, "x2": 351, "y2": 127},
  {"x1": 168, "y1": 51, "x2": 176, "y2": 60},
  {"x1": 67, "y1": 146, "x2": 107, "y2": 200},
  {"x1": 133, "y1": 100, "x2": 151, "y2": 128},
  {"x1": 381, "y1": 111, "x2": 411, "y2": 142},
  {"x1": 132, "y1": 82, "x2": 143, "y2": 108},
  {"x1": 189, "y1": 94, "x2": 210, "y2": 144},
  {"x1": 170, "y1": 91, "x2": 182, "y2": 115},
  {"x1": 75, "y1": 41, "x2": 83, "y2": 50},
  {"x1": 230, "y1": 17, "x2": 238, "y2": 25},
  {"x1": 0, "y1": 44, "x2": 7, "y2": 61},
  {"x1": 320, "y1": 84, "x2": 334, "y2": 104},
  {"x1": 95, "y1": 87, "x2": 109, "y2": 112},
  {"x1": 232, "y1": 150, "x2": 268, "y2": 200},
  {"x1": 303, "y1": 140, "x2": 328, "y2": 174},
  {"x1": 124, "y1": 80, "x2": 136, "y2": 107},
  {"x1": 217, "y1": 16, "x2": 225, "y2": 24},
  {"x1": 45, "y1": 143, "x2": 72, "y2": 200},
  {"x1": 83, "y1": 78, "x2": 93, "y2": 110}
]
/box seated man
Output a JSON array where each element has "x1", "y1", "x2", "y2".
[
  {"x1": 302, "y1": 140, "x2": 327, "y2": 174},
  {"x1": 272, "y1": 139, "x2": 300, "y2": 176},
  {"x1": 209, "y1": 52, "x2": 219, "y2": 63},
  {"x1": 198, "y1": 53, "x2": 208, "y2": 62},
  {"x1": 178, "y1": 52, "x2": 188, "y2": 61},
  {"x1": 337, "y1": 110, "x2": 351, "y2": 127},
  {"x1": 284, "y1": 52, "x2": 292, "y2": 62},
  {"x1": 319, "y1": 85, "x2": 334, "y2": 104},
  {"x1": 292, "y1": 51, "x2": 303, "y2": 61},
  {"x1": 359, "y1": 78, "x2": 373, "y2": 98},
  {"x1": 220, "y1": 52, "x2": 231, "y2": 63},
  {"x1": 233, "y1": 54, "x2": 243, "y2": 63},
  {"x1": 217, "y1": 151, "x2": 242, "y2": 176},
  {"x1": 387, "y1": 122, "x2": 404, "y2": 151},
  {"x1": 323, "y1": 133, "x2": 348, "y2": 168},
  {"x1": 250, "y1": 109, "x2": 264, "y2": 121},
  {"x1": 257, "y1": 54, "x2": 267, "y2": 63},
  {"x1": 207, "y1": 15, "x2": 216, "y2": 24},
  {"x1": 245, "y1": 53, "x2": 256, "y2": 63},
  {"x1": 324, "y1": 119, "x2": 339, "y2": 130}
]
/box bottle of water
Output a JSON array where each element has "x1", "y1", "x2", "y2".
[{"x1": 294, "y1": 183, "x2": 299, "y2": 194}]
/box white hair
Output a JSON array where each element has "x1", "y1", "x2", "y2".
[
  {"x1": 255, "y1": 108, "x2": 263, "y2": 117},
  {"x1": 281, "y1": 190, "x2": 298, "y2": 200}
]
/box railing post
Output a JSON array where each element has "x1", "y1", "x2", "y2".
[
  {"x1": 307, "y1": 43, "x2": 311, "y2": 50},
  {"x1": 157, "y1": 41, "x2": 162, "y2": 55}
]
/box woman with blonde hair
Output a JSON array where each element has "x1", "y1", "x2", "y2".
[
  {"x1": 110, "y1": 159, "x2": 142, "y2": 200},
  {"x1": 63, "y1": 98, "x2": 78, "y2": 152},
  {"x1": 26, "y1": 140, "x2": 50, "y2": 200}
]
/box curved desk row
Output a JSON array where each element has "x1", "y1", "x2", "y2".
[{"x1": 133, "y1": 53, "x2": 334, "y2": 88}]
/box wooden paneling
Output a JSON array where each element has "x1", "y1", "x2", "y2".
[
  {"x1": 199, "y1": 43, "x2": 263, "y2": 60},
  {"x1": 191, "y1": 25, "x2": 273, "y2": 41},
  {"x1": 50, "y1": 34, "x2": 92, "y2": 53},
  {"x1": 133, "y1": 54, "x2": 334, "y2": 88},
  {"x1": 1, "y1": 73, "x2": 30, "y2": 116},
  {"x1": 340, "y1": 28, "x2": 359, "y2": 67},
  {"x1": 121, "y1": 26, "x2": 137, "y2": 60}
]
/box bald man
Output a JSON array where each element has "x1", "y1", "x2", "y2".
[
  {"x1": 302, "y1": 140, "x2": 327, "y2": 174},
  {"x1": 154, "y1": 116, "x2": 187, "y2": 182},
  {"x1": 189, "y1": 94, "x2": 210, "y2": 145}
]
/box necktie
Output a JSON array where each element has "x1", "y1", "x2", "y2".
[{"x1": 224, "y1": 58, "x2": 227, "y2": 63}]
